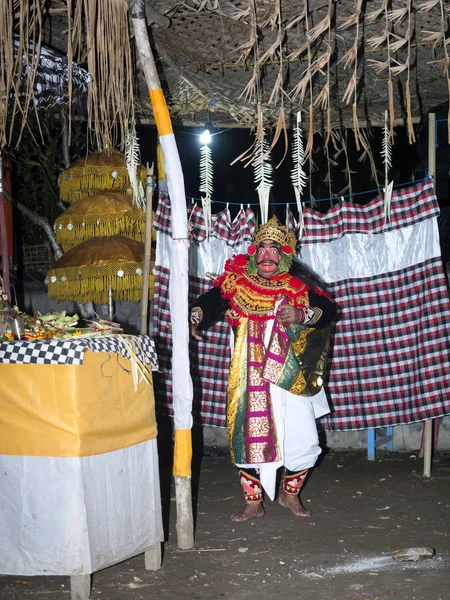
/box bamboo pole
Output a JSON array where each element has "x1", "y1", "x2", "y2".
[
  {"x1": 0, "y1": 153, "x2": 10, "y2": 301},
  {"x1": 423, "y1": 112, "x2": 436, "y2": 478},
  {"x1": 128, "y1": 1, "x2": 194, "y2": 550},
  {"x1": 140, "y1": 164, "x2": 154, "y2": 335}
]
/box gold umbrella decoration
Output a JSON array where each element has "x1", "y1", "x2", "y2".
[
  {"x1": 58, "y1": 150, "x2": 147, "y2": 204},
  {"x1": 46, "y1": 236, "x2": 154, "y2": 306},
  {"x1": 54, "y1": 190, "x2": 155, "y2": 252}
]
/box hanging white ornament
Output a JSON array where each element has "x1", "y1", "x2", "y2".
[
  {"x1": 125, "y1": 120, "x2": 145, "y2": 210},
  {"x1": 252, "y1": 136, "x2": 272, "y2": 225},
  {"x1": 381, "y1": 110, "x2": 393, "y2": 226},
  {"x1": 199, "y1": 142, "x2": 214, "y2": 237},
  {"x1": 291, "y1": 111, "x2": 307, "y2": 239}
]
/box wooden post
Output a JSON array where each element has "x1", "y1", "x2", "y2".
[
  {"x1": 423, "y1": 112, "x2": 436, "y2": 478},
  {"x1": 140, "y1": 164, "x2": 154, "y2": 335},
  {"x1": 0, "y1": 153, "x2": 11, "y2": 301}
]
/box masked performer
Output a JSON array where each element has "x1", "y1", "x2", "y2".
[{"x1": 190, "y1": 216, "x2": 337, "y2": 521}]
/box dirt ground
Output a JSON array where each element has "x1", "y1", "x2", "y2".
[{"x1": 1, "y1": 443, "x2": 449, "y2": 600}]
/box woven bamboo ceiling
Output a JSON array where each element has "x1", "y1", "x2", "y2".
[
  {"x1": 3, "y1": 1, "x2": 450, "y2": 146},
  {"x1": 148, "y1": 0, "x2": 450, "y2": 137}
]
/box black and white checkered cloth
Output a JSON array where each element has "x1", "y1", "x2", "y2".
[{"x1": 0, "y1": 335, "x2": 159, "y2": 370}]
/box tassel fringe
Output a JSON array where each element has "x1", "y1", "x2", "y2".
[{"x1": 47, "y1": 262, "x2": 155, "y2": 304}]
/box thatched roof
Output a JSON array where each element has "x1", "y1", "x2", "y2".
[
  {"x1": 147, "y1": 0, "x2": 450, "y2": 136},
  {"x1": 3, "y1": 1, "x2": 450, "y2": 146}
]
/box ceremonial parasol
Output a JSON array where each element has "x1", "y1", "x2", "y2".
[
  {"x1": 58, "y1": 151, "x2": 147, "y2": 204},
  {"x1": 45, "y1": 236, "x2": 154, "y2": 314},
  {"x1": 54, "y1": 190, "x2": 153, "y2": 252}
]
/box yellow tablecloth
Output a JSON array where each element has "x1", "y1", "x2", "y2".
[{"x1": 0, "y1": 349, "x2": 157, "y2": 458}]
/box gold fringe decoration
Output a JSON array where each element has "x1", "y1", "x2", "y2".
[
  {"x1": 54, "y1": 191, "x2": 153, "y2": 250},
  {"x1": 56, "y1": 210, "x2": 147, "y2": 251},
  {"x1": 46, "y1": 235, "x2": 155, "y2": 303},
  {"x1": 58, "y1": 151, "x2": 147, "y2": 203},
  {"x1": 47, "y1": 261, "x2": 155, "y2": 304}
]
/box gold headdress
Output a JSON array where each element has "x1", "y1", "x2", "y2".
[{"x1": 252, "y1": 216, "x2": 297, "y2": 254}]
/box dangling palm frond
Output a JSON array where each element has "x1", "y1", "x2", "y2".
[
  {"x1": 290, "y1": 112, "x2": 307, "y2": 239},
  {"x1": 252, "y1": 136, "x2": 272, "y2": 225},
  {"x1": 199, "y1": 142, "x2": 214, "y2": 236},
  {"x1": 125, "y1": 120, "x2": 145, "y2": 209}
]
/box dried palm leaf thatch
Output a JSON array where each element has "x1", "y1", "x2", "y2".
[
  {"x1": 46, "y1": 236, "x2": 154, "y2": 304},
  {"x1": 285, "y1": 7, "x2": 306, "y2": 31},
  {"x1": 266, "y1": 0, "x2": 284, "y2": 109},
  {"x1": 338, "y1": 0, "x2": 363, "y2": 31},
  {"x1": 390, "y1": 59, "x2": 409, "y2": 76},
  {"x1": 417, "y1": 0, "x2": 441, "y2": 12},
  {"x1": 366, "y1": 31, "x2": 389, "y2": 49},
  {"x1": 2, "y1": 0, "x2": 133, "y2": 151},
  {"x1": 421, "y1": 30, "x2": 444, "y2": 47},
  {"x1": 314, "y1": 0, "x2": 333, "y2": 142},
  {"x1": 404, "y1": 1, "x2": 416, "y2": 144},
  {"x1": 342, "y1": 72, "x2": 357, "y2": 105},
  {"x1": 58, "y1": 151, "x2": 147, "y2": 204},
  {"x1": 80, "y1": 0, "x2": 134, "y2": 150},
  {"x1": 339, "y1": 44, "x2": 358, "y2": 70},
  {"x1": 290, "y1": 71, "x2": 312, "y2": 103},
  {"x1": 365, "y1": 2, "x2": 386, "y2": 25},
  {"x1": 358, "y1": 128, "x2": 381, "y2": 190},
  {"x1": 304, "y1": 103, "x2": 315, "y2": 160},
  {"x1": 342, "y1": 130, "x2": 354, "y2": 200},
  {"x1": 54, "y1": 191, "x2": 149, "y2": 252},
  {"x1": 367, "y1": 59, "x2": 390, "y2": 74},
  {"x1": 308, "y1": 14, "x2": 331, "y2": 43},
  {"x1": 230, "y1": 4, "x2": 252, "y2": 21},
  {"x1": 389, "y1": 33, "x2": 409, "y2": 53},
  {"x1": 387, "y1": 6, "x2": 409, "y2": 25},
  {"x1": 267, "y1": 65, "x2": 284, "y2": 106},
  {"x1": 271, "y1": 100, "x2": 289, "y2": 168},
  {"x1": 1, "y1": 0, "x2": 45, "y2": 147},
  {"x1": 258, "y1": 30, "x2": 284, "y2": 64}
]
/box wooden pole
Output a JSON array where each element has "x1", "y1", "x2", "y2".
[
  {"x1": 0, "y1": 153, "x2": 11, "y2": 301},
  {"x1": 140, "y1": 164, "x2": 154, "y2": 335},
  {"x1": 129, "y1": 0, "x2": 194, "y2": 551},
  {"x1": 423, "y1": 112, "x2": 436, "y2": 478}
]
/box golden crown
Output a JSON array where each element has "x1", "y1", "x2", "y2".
[{"x1": 253, "y1": 216, "x2": 297, "y2": 253}]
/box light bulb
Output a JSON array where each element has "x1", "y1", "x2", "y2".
[{"x1": 200, "y1": 129, "x2": 211, "y2": 145}]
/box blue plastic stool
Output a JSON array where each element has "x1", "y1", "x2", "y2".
[{"x1": 367, "y1": 427, "x2": 394, "y2": 460}]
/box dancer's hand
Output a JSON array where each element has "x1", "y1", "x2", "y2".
[
  {"x1": 190, "y1": 325, "x2": 203, "y2": 341},
  {"x1": 277, "y1": 305, "x2": 303, "y2": 326}
]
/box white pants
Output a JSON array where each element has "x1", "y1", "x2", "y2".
[{"x1": 236, "y1": 384, "x2": 325, "y2": 500}]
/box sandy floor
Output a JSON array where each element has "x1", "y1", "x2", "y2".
[{"x1": 1, "y1": 448, "x2": 449, "y2": 600}]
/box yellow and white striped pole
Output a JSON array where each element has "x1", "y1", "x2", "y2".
[{"x1": 128, "y1": 1, "x2": 194, "y2": 549}]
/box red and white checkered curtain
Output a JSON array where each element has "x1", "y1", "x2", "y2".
[
  {"x1": 151, "y1": 195, "x2": 255, "y2": 427},
  {"x1": 292, "y1": 179, "x2": 450, "y2": 430},
  {"x1": 152, "y1": 181, "x2": 450, "y2": 430}
]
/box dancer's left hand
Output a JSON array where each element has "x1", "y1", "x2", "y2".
[{"x1": 277, "y1": 305, "x2": 302, "y2": 326}]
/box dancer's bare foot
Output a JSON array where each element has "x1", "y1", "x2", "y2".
[
  {"x1": 277, "y1": 490, "x2": 312, "y2": 517},
  {"x1": 231, "y1": 502, "x2": 265, "y2": 522}
]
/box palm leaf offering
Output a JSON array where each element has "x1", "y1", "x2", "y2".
[
  {"x1": 199, "y1": 141, "x2": 214, "y2": 237},
  {"x1": 291, "y1": 112, "x2": 307, "y2": 238},
  {"x1": 252, "y1": 136, "x2": 273, "y2": 225}
]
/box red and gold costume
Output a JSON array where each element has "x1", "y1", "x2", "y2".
[{"x1": 191, "y1": 217, "x2": 337, "y2": 502}]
